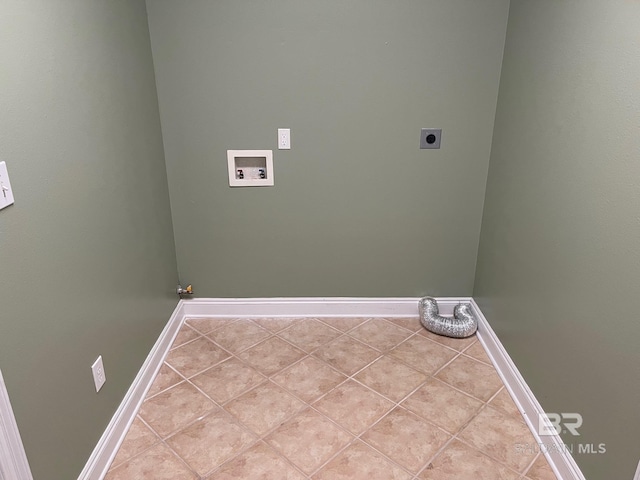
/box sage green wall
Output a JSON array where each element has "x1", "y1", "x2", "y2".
[
  {"x1": 474, "y1": 1, "x2": 640, "y2": 478},
  {"x1": 146, "y1": 0, "x2": 510, "y2": 297},
  {"x1": 0, "y1": 1, "x2": 177, "y2": 479}
]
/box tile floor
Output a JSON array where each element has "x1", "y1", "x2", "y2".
[{"x1": 105, "y1": 317, "x2": 558, "y2": 479}]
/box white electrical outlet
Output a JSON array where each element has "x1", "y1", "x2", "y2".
[
  {"x1": 0, "y1": 161, "x2": 15, "y2": 211},
  {"x1": 91, "y1": 356, "x2": 106, "y2": 392},
  {"x1": 278, "y1": 128, "x2": 291, "y2": 150}
]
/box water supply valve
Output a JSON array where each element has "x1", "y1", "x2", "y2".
[{"x1": 177, "y1": 284, "x2": 193, "y2": 296}]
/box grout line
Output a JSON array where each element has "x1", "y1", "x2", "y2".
[
  {"x1": 521, "y1": 451, "x2": 544, "y2": 478},
  {"x1": 300, "y1": 409, "x2": 417, "y2": 479},
  {"x1": 453, "y1": 434, "x2": 525, "y2": 477},
  {"x1": 207, "y1": 439, "x2": 310, "y2": 479},
  {"x1": 183, "y1": 316, "x2": 243, "y2": 336},
  {"x1": 111, "y1": 411, "x2": 202, "y2": 478},
  {"x1": 165, "y1": 336, "x2": 235, "y2": 380},
  {"x1": 108, "y1": 317, "x2": 534, "y2": 478},
  {"x1": 315, "y1": 316, "x2": 369, "y2": 333},
  {"x1": 167, "y1": 334, "x2": 199, "y2": 351},
  {"x1": 103, "y1": 416, "x2": 160, "y2": 472},
  {"x1": 275, "y1": 336, "x2": 345, "y2": 357},
  {"x1": 161, "y1": 436, "x2": 203, "y2": 478},
  {"x1": 140, "y1": 362, "x2": 188, "y2": 401},
  {"x1": 167, "y1": 406, "x2": 265, "y2": 478},
  {"x1": 104, "y1": 441, "x2": 160, "y2": 474},
  {"x1": 303, "y1": 436, "x2": 359, "y2": 478},
  {"x1": 354, "y1": 408, "x2": 449, "y2": 478},
  {"x1": 426, "y1": 388, "x2": 525, "y2": 478},
  {"x1": 412, "y1": 433, "x2": 459, "y2": 478},
  {"x1": 271, "y1": 367, "x2": 351, "y2": 406},
  {"x1": 205, "y1": 323, "x2": 274, "y2": 356}
]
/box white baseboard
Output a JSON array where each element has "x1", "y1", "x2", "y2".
[
  {"x1": 77, "y1": 302, "x2": 186, "y2": 480},
  {"x1": 79, "y1": 296, "x2": 587, "y2": 480},
  {"x1": 469, "y1": 299, "x2": 585, "y2": 480},
  {"x1": 180, "y1": 296, "x2": 470, "y2": 318},
  {"x1": 0, "y1": 369, "x2": 33, "y2": 480}
]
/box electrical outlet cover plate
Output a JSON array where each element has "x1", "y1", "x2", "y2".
[
  {"x1": 91, "y1": 356, "x2": 106, "y2": 392},
  {"x1": 277, "y1": 128, "x2": 291, "y2": 150},
  {"x1": 0, "y1": 161, "x2": 15, "y2": 210},
  {"x1": 420, "y1": 128, "x2": 442, "y2": 149}
]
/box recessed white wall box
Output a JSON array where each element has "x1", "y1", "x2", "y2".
[
  {"x1": 0, "y1": 161, "x2": 15, "y2": 211},
  {"x1": 227, "y1": 150, "x2": 274, "y2": 187}
]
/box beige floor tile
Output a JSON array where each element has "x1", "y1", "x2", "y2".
[
  {"x1": 272, "y1": 356, "x2": 347, "y2": 402},
  {"x1": 238, "y1": 337, "x2": 306, "y2": 376},
  {"x1": 419, "y1": 439, "x2": 520, "y2": 479},
  {"x1": 317, "y1": 317, "x2": 368, "y2": 332},
  {"x1": 109, "y1": 417, "x2": 159, "y2": 470},
  {"x1": 265, "y1": 408, "x2": 353, "y2": 475},
  {"x1": 354, "y1": 356, "x2": 427, "y2": 402},
  {"x1": 347, "y1": 319, "x2": 413, "y2": 352},
  {"x1": 313, "y1": 440, "x2": 412, "y2": 480},
  {"x1": 207, "y1": 320, "x2": 272, "y2": 353},
  {"x1": 185, "y1": 318, "x2": 238, "y2": 335},
  {"x1": 435, "y1": 355, "x2": 503, "y2": 401},
  {"x1": 104, "y1": 443, "x2": 196, "y2": 480},
  {"x1": 145, "y1": 364, "x2": 184, "y2": 399},
  {"x1": 165, "y1": 337, "x2": 230, "y2": 378},
  {"x1": 313, "y1": 380, "x2": 394, "y2": 435},
  {"x1": 417, "y1": 330, "x2": 477, "y2": 351},
  {"x1": 462, "y1": 341, "x2": 493, "y2": 365},
  {"x1": 107, "y1": 316, "x2": 546, "y2": 479},
  {"x1": 313, "y1": 335, "x2": 381, "y2": 375},
  {"x1": 191, "y1": 357, "x2": 266, "y2": 404},
  {"x1": 458, "y1": 405, "x2": 538, "y2": 473},
  {"x1": 171, "y1": 325, "x2": 201, "y2": 349},
  {"x1": 386, "y1": 317, "x2": 423, "y2": 332},
  {"x1": 167, "y1": 408, "x2": 258, "y2": 476},
  {"x1": 277, "y1": 319, "x2": 342, "y2": 352},
  {"x1": 361, "y1": 407, "x2": 451, "y2": 473},
  {"x1": 252, "y1": 317, "x2": 302, "y2": 333},
  {"x1": 224, "y1": 382, "x2": 306, "y2": 435},
  {"x1": 206, "y1": 442, "x2": 305, "y2": 479},
  {"x1": 524, "y1": 453, "x2": 558, "y2": 480},
  {"x1": 489, "y1": 387, "x2": 524, "y2": 420},
  {"x1": 401, "y1": 378, "x2": 483, "y2": 434},
  {"x1": 388, "y1": 335, "x2": 457, "y2": 374},
  {"x1": 138, "y1": 382, "x2": 216, "y2": 438}
]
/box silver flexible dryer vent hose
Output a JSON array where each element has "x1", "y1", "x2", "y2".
[{"x1": 419, "y1": 297, "x2": 478, "y2": 338}]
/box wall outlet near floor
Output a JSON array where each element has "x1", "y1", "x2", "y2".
[{"x1": 91, "y1": 356, "x2": 106, "y2": 392}]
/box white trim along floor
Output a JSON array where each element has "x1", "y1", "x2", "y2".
[
  {"x1": 0, "y1": 369, "x2": 34, "y2": 480},
  {"x1": 78, "y1": 297, "x2": 585, "y2": 480}
]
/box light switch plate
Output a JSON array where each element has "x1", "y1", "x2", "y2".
[{"x1": 0, "y1": 161, "x2": 15, "y2": 211}]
